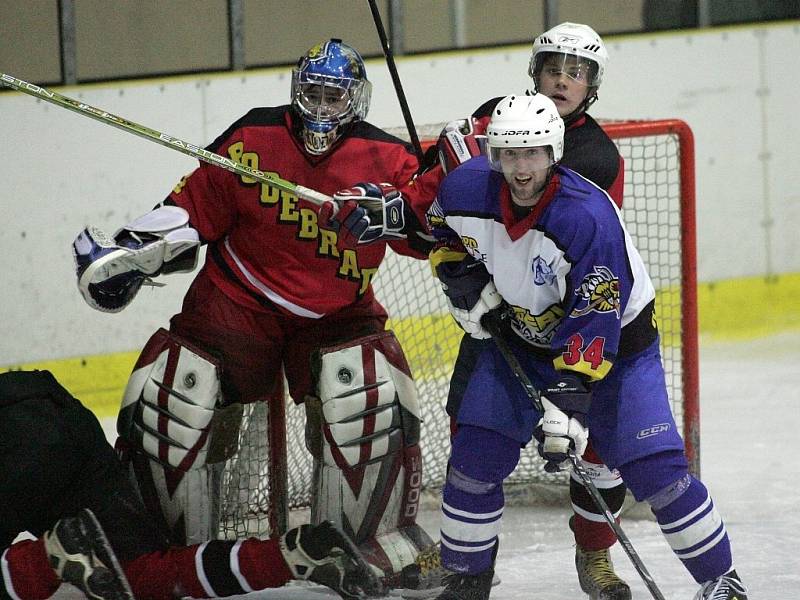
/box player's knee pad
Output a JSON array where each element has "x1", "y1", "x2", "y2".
[
  {"x1": 117, "y1": 328, "x2": 242, "y2": 544},
  {"x1": 449, "y1": 424, "x2": 521, "y2": 484},
  {"x1": 617, "y1": 449, "x2": 689, "y2": 502},
  {"x1": 308, "y1": 331, "x2": 432, "y2": 585}
]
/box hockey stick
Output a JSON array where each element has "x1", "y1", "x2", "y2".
[
  {"x1": 366, "y1": 0, "x2": 425, "y2": 164},
  {"x1": 0, "y1": 72, "x2": 336, "y2": 212},
  {"x1": 481, "y1": 310, "x2": 667, "y2": 600}
]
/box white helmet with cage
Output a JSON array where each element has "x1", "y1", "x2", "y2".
[
  {"x1": 485, "y1": 94, "x2": 564, "y2": 171},
  {"x1": 528, "y1": 22, "x2": 608, "y2": 90}
]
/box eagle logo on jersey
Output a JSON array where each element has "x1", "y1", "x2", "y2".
[
  {"x1": 532, "y1": 256, "x2": 555, "y2": 285},
  {"x1": 571, "y1": 266, "x2": 621, "y2": 318}
]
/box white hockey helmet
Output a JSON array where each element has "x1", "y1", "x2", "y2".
[
  {"x1": 528, "y1": 22, "x2": 608, "y2": 89},
  {"x1": 485, "y1": 94, "x2": 564, "y2": 170}
]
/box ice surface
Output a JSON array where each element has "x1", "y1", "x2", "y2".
[{"x1": 55, "y1": 332, "x2": 800, "y2": 598}]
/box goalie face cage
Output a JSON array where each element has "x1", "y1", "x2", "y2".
[{"x1": 217, "y1": 118, "x2": 699, "y2": 539}]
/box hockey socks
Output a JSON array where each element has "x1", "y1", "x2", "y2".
[
  {"x1": 649, "y1": 474, "x2": 733, "y2": 584},
  {"x1": 569, "y1": 447, "x2": 627, "y2": 550},
  {"x1": 440, "y1": 426, "x2": 519, "y2": 575}
]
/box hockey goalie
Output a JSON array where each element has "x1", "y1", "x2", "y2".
[{"x1": 71, "y1": 38, "x2": 433, "y2": 589}]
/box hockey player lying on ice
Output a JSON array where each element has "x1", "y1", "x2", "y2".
[{"x1": 0, "y1": 369, "x2": 381, "y2": 600}]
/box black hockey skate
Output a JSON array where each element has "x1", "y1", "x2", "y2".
[
  {"x1": 575, "y1": 545, "x2": 631, "y2": 600},
  {"x1": 433, "y1": 568, "x2": 495, "y2": 600},
  {"x1": 280, "y1": 520, "x2": 384, "y2": 599},
  {"x1": 694, "y1": 569, "x2": 748, "y2": 600},
  {"x1": 395, "y1": 542, "x2": 501, "y2": 598},
  {"x1": 43, "y1": 508, "x2": 134, "y2": 600}
]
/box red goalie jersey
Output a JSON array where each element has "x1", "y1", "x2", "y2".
[{"x1": 166, "y1": 106, "x2": 422, "y2": 318}]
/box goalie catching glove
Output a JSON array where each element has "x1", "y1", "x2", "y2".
[
  {"x1": 432, "y1": 249, "x2": 503, "y2": 339},
  {"x1": 319, "y1": 182, "x2": 406, "y2": 249},
  {"x1": 280, "y1": 521, "x2": 383, "y2": 599},
  {"x1": 72, "y1": 206, "x2": 199, "y2": 312},
  {"x1": 534, "y1": 372, "x2": 591, "y2": 472}
]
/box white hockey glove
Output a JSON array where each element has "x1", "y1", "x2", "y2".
[
  {"x1": 72, "y1": 205, "x2": 199, "y2": 313},
  {"x1": 534, "y1": 373, "x2": 591, "y2": 472},
  {"x1": 434, "y1": 254, "x2": 503, "y2": 340},
  {"x1": 320, "y1": 182, "x2": 407, "y2": 249}
]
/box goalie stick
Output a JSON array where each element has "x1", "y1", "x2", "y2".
[
  {"x1": 482, "y1": 309, "x2": 668, "y2": 600},
  {"x1": 0, "y1": 72, "x2": 338, "y2": 214}
]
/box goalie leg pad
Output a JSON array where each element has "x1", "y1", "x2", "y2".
[
  {"x1": 117, "y1": 328, "x2": 241, "y2": 544},
  {"x1": 310, "y1": 331, "x2": 432, "y2": 586}
]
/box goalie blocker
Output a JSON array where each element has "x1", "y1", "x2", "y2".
[{"x1": 308, "y1": 331, "x2": 433, "y2": 588}]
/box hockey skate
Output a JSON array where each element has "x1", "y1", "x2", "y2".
[
  {"x1": 694, "y1": 569, "x2": 748, "y2": 600},
  {"x1": 575, "y1": 545, "x2": 631, "y2": 600},
  {"x1": 280, "y1": 520, "x2": 384, "y2": 599},
  {"x1": 432, "y1": 568, "x2": 495, "y2": 600},
  {"x1": 394, "y1": 542, "x2": 500, "y2": 598},
  {"x1": 43, "y1": 508, "x2": 134, "y2": 600}
]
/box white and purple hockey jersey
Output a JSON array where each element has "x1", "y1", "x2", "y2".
[{"x1": 429, "y1": 155, "x2": 657, "y2": 383}]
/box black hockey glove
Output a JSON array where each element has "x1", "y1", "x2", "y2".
[
  {"x1": 279, "y1": 521, "x2": 383, "y2": 599},
  {"x1": 433, "y1": 252, "x2": 503, "y2": 339},
  {"x1": 534, "y1": 372, "x2": 591, "y2": 472}
]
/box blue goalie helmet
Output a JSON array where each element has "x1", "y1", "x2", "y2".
[{"x1": 291, "y1": 38, "x2": 372, "y2": 155}]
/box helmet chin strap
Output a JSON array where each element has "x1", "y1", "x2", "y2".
[{"x1": 561, "y1": 89, "x2": 598, "y2": 127}]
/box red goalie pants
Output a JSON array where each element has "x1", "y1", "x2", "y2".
[{"x1": 170, "y1": 270, "x2": 388, "y2": 403}]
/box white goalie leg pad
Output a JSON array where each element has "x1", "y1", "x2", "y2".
[
  {"x1": 118, "y1": 328, "x2": 240, "y2": 545},
  {"x1": 310, "y1": 331, "x2": 432, "y2": 586}
]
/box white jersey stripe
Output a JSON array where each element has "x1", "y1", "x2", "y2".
[
  {"x1": 230, "y1": 539, "x2": 253, "y2": 593},
  {"x1": 195, "y1": 542, "x2": 218, "y2": 597},
  {"x1": 1, "y1": 549, "x2": 22, "y2": 600},
  {"x1": 224, "y1": 237, "x2": 324, "y2": 319}
]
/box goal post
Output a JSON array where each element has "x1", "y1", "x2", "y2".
[
  {"x1": 603, "y1": 119, "x2": 699, "y2": 477},
  {"x1": 218, "y1": 118, "x2": 699, "y2": 539}
]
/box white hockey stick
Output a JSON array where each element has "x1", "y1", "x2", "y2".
[{"x1": 0, "y1": 72, "x2": 336, "y2": 212}]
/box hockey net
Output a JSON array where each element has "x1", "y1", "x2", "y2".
[{"x1": 218, "y1": 118, "x2": 698, "y2": 539}]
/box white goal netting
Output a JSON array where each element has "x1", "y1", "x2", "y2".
[{"x1": 219, "y1": 119, "x2": 698, "y2": 539}]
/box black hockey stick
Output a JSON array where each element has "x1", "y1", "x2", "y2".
[
  {"x1": 0, "y1": 72, "x2": 339, "y2": 213},
  {"x1": 366, "y1": 0, "x2": 425, "y2": 164},
  {"x1": 481, "y1": 310, "x2": 667, "y2": 600}
]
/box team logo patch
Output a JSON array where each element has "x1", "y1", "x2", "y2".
[
  {"x1": 306, "y1": 41, "x2": 325, "y2": 60},
  {"x1": 532, "y1": 256, "x2": 555, "y2": 286},
  {"x1": 637, "y1": 423, "x2": 671, "y2": 439},
  {"x1": 571, "y1": 266, "x2": 621, "y2": 318}
]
